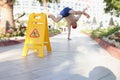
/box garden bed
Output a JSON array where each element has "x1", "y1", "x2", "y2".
[
  {"x1": 0, "y1": 33, "x2": 60, "y2": 47},
  {"x1": 0, "y1": 39, "x2": 25, "y2": 47},
  {"x1": 81, "y1": 25, "x2": 120, "y2": 60},
  {"x1": 0, "y1": 28, "x2": 61, "y2": 47},
  {"x1": 84, "y1": 32, "x2": 120, "y2": 60},
  {"x1": 93, "y1": 37, "x2": 120, "y2": 60}
]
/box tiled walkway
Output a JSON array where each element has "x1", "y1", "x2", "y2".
[{"x1": 0, "y1": 30, "x2": 120, "y2": 80}]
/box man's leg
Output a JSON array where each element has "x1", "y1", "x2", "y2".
[
  {"x1": 83, "y1": 12, "x2": 90, "y2": 18},
  {"x1": 68, "y1": 8, "x2": 90, "y2": 19},
  {"x1": 82, "y1": 8, "x2": 90, "y2": 18},
  {"x1": 69, "y1": 9, "x2": 83, "y2": 15},
  {"x1": 48, "y1": 14, "x2": 63, "y2": 23}
]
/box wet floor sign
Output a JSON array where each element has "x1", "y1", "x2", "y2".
[{"x1": 22, "y1": 13, "x2": 52, "y2": 58}]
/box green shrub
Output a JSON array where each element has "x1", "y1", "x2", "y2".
[
  {"x1": 49, "y1": 28, "x2": 61, "y2": 35},
  {"x1": 91, "y1": 26, "x2": 120, "y2": 38}
]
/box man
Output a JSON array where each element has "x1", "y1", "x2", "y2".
[{"x1": 48, "y1": 7, "x2": 90, "y2": 40}]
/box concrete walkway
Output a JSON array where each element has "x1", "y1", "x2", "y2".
[{"x1": 0, "y1": 30, "x2": 120, "y2": 80}]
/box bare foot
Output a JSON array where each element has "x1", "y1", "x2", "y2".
[
  {"x1": 48, "y1": 13, "x2": 52, "y2": 17},
  {"x1": 83, "y1": 13, "x2": 90, "y2": 19},
  {"x1": 48, "y1": 14, "x2": 51, "y2": 18}
]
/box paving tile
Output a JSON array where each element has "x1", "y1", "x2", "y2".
[{"x1": 0, "y1": 31, "x2": 120, "y2": 80}]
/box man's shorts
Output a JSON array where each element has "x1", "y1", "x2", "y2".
[{"x1": 60, "y1": 7, "x2": 72, "y2": 17}]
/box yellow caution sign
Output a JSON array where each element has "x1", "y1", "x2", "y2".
[{"x1": 22, "y1": 13, "x2": 52, "y2": 58}]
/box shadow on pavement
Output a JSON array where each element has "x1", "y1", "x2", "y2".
[{"x1": 88, "y1": 66, "x2": 116, "y2": 80}]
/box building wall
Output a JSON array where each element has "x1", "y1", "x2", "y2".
[{"x1": 13, "y1": 0, "x2": 120, "y2": 28}]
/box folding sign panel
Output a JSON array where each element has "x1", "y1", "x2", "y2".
[{"x1": 22, "y1": 13, "x2": 52, "y2": 57}]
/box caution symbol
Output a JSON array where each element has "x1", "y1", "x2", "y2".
[{"x1": 30, "y1": 29, "x2": 40, "y2": 38}]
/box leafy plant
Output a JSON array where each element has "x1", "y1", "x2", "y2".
[
  {"x1": 91, "y1": 26, "x2": 120, "y2": 38},
  {"x1": 49, "y1": 28, "x2": 61, "y2": 35}
]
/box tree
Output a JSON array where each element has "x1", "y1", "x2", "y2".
[
  {"x1": 0, "y1": 0, "x2": 60, "y2": 34},
  {"x1": 38, "y1": 0, "x2": 60, "y2": 5},
  {"x1": 0, "y1": 0, "x2": 15, "y2": 33},
  {"x1": 104, "y1": 0, "x2": 120, "y2": 17},
  {"x1": 37, "y1": 0, "x2": 60, "y2": 12}
]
